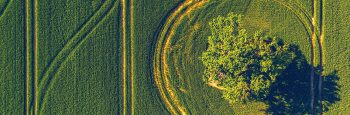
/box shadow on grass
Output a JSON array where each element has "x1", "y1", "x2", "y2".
[
  {"x1": 265, "y1": 45, "x2": 340, "y2": 114},
  {"x1": 320, "y1": 71, "x2": 340, "y2": 112}
]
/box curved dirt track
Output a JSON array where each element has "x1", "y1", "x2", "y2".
[
  {"x1": 152, "y1": 0, "x2": 324, "y2": 114},
  {"x1": 274, "y1": 0, "x2": 325, "y2": 113},
  {"x1": 153, "y1": 0, "x2": 208, "y2": 114}
]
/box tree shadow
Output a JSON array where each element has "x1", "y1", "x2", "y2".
[
  {"x1": 320, "y1": 71, "x2": 340, "y2": 112},
  {"x1": 264, "y1": 45, "x2": 340, "y2": 114}
]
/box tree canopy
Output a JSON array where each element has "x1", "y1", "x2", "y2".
[{"x1": 200, "y1": 13, "x2": 296, "y2": 104}]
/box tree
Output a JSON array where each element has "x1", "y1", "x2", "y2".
[{"x1": 200, "y1": 13, "x2": 296, "y2": 105}]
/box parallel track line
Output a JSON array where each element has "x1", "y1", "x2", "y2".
[
  {"x1": 24, "y1": 0, "x2": 32, "y2": 114},
  {"x1": 37, "y1": 1, "x2": 117, "y2": 112},
  {"x1": 311, "y1": 0, "x2": 317, "y2": 113},
  {"x1": 121, "y1": 0, "x2": 127, "y2": 114},
  {"x1": 0, "y1": 0, "x2": 10, "y2": 18},
  {"x1": 162, "y1": 1, "x2": 208, "y2": 114},
  {"x1": 153, "y1": 1, "x2": 193, "y2": 114},
  {"x1": 154, "y1": 0, "x2": 208, "y2": 114},
  {"x1": 130, "y1": 0, "x2": 135, "y2": 114},
  {"x1": 272, "y1": 0, "x2": 317, "y2": 113},
  {"x1": 25, "y1": 0, "x2": 38, "y2": 114},
  {"x1": 34, "y1": 0, "x2": 38, "y2": 114},
  {"x1": 317, "y1": 0, "x2": 324, "y2": 113}
]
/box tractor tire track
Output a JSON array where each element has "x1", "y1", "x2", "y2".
[
  {"x1": 312, "y1": 0, "x2": 325, "y2": 113},
  {"x1": 0, "y1": 0, "x2": 10, "y2": 18},
  {"x1": 38, "y1": 0, "x2": 113, "y2": 95},
  {"x1": 153, "y1": 0, "x2": 208, "y2": 114},
  {"x1": 317, "y1": 0, "x2": 324, "y2": 113},
  {"x1": 37, "y1": 0, "x2": 117, "y2": 113},
  {"x1": 311, "y1": 0, "x2": 325, "y2": 113},
  {"x1": 121, "y1": 0, "x2": 135, "y2": 114},
  {"x1": 24, "y1": 1, "x2": 28, "y2": 112},
  {"x1": 130, "y1": 0, "x2": 135, "y2": 114},
  {"x1": 24, "y1": 0, "x2": 37, "y2": 114},
  {"x1": 272, "y1": 0, "x2": 318, "y2": 113},
  {"x1": 311, "y1": 0, "x2": 317, "y2": 112},
  {"x1": 121, "y1": 0, "x2": 127, "y2": 114},
  {"x1": 272, "y1": 0, "x2": 313, "y2": 36},
  {"x1": 153, "y1": 1, "x2": 194, "y2": 114},
  {"x1": 38, "y1": 0, "x2": 107, "y2": 82},
  {"x1": 39, "y1": 0, "x2": 106, "y2": 81},
  {"x1": 290, "y1": 0, "x2": 326, "y2": 113},
  {"x1": 24, "y1": 1, "x2": 29, "y2": 114},
  {"x1": 290, "y1": 1, "x2": 313, "y2": 28},
  {"x1": 34, "y1": 0, "x2": 38, "y2": 114},
  {"x1": 25, "y1": 0, "x2": 38, "y2": 114}
]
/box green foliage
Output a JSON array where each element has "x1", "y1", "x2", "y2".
[
  {"x1": 201, "y1": 13, "x2": 296, "y2": 104},
  {"x1": 2, "y1": 0, "x2": 349, "y2": 114},
  {"x1": 165, "y1": 0, "x2": 313, "y2": 113}
]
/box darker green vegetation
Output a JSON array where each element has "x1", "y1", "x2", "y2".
[
  {"x1": 200, "y1": 13, "x2": 340, "y2": 114},
  {"x1": 200, "y1": 13, "x2": 296, "y2": 104}
]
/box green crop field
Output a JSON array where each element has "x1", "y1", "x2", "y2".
[{"x1": 0, "y1": 0, "x2": 349, "y2": 114}]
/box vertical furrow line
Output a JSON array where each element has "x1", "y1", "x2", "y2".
[
  {"x1": 25, "y1": 1, "x2": 27, "y2": 114},
  {"x1": 34, "y1": 0, "x2": 39, "y2": 114},
  {"x1": 25, "y1": 0, "x2": 37, "y2": 114},
  {"x1": 24, "y1": 0, "x2": 30, "y2": 114},
  {"x1": 126, "y1": 0, "x2": 133, "y2": 114},
  {"x1": 120, "y1": 0, "x2": 127, "y2": 114},
  {"x1": 311, "y1": 0, "x2": 316, "y2": 113},
  {"x1": 311, "y1": 0, "x2": 325, "y2": 113},
  {"x1": 121, "y1": 0, "x2": 133, "y2": 114},
  {"x1": 129, "y1": 0, "x2": 134, "y2": 114},
  {"x1": 318, "y1": 0, "x2": 324, "y2": 113},
  {"x1": 319, "y1": 1, "x2": 324, "y2": 64}
]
